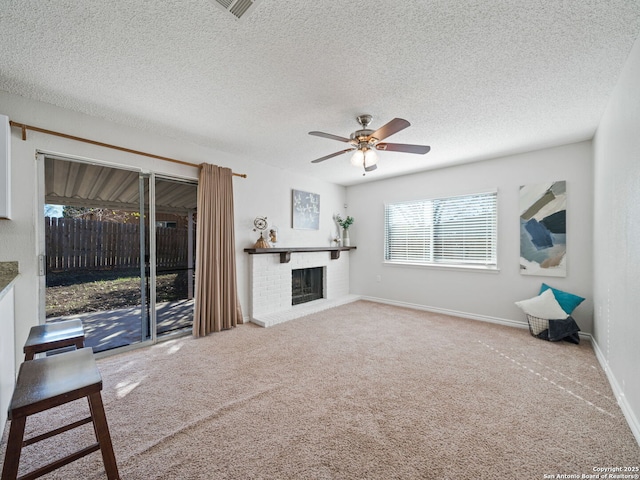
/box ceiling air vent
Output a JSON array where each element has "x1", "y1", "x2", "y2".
[{"x1": 212, "y1": 0, "x2": 262, "y2": 20}]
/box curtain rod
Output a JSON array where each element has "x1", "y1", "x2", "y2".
[{"x1": 9, "y1": 120, "x2": 247, "y2": 178}]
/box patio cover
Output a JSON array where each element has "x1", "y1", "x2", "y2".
[{"x1": 45, "y1": 157, "x2": 197, "y2": 214}]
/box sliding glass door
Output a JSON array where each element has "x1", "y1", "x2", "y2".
[
  {"x1": 154, "y1": 176, "x2": 197, "y2": 339},
  {"x1": 42, "y1": 156, "x2": 196, "y2": 353}
]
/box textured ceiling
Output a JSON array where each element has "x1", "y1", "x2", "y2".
[{"x1": 1, "y1": 1, "x2": 640, "y2": 186}]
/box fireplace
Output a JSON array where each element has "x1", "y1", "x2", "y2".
[
  {"x1": 246, "y1": 249, "x2": 354, "y2": 326},
  {"x1": 292, "y1": 267, "x2": 324, "y2": 305}
]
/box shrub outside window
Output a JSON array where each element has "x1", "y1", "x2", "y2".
[{"x1": 384, "y1": 191, "x2": 497, "y2": 268}]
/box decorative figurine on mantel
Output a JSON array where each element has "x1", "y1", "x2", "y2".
[
  {"x1": 335, "y1": 214, "x2": 354, "y2": 247},
  {"x1": 253, "y1": 216, "x2": 270, "y2": 248},
  {"x1": 269, "y1": 227, "x2": 278, "y2": 245}
]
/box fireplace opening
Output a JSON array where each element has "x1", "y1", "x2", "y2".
[{"x1": 292, "y1": 267, "x2": 324, "y2": 305}]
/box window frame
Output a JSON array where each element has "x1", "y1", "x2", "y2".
[{"x1": 384, "y1": 190, "x2": 498, "y2": 271}]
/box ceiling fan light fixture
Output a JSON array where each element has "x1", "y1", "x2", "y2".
[
  {"x1": 350, "y1": 149, "x2": 364, "y2": 167},
  {"x1": 364, "y1": 148, "x2": 378, "y2": 167}
]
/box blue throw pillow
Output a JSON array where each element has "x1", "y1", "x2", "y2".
[{"x1": 539, "y1": 283, "x2": 585, "y2": 315}]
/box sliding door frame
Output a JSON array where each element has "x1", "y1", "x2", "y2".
[
  {"x1": 37, "y1": 151, "x2": 194, "y2": 358},
  {"x1": 153, "y1": 174, "x2": 198, "y2": 340}
]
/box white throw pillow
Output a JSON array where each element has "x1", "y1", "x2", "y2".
[{"x1": 515, "y1": 289, "x2": 569, "y2": 322}]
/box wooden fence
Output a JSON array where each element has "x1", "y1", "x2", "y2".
[{"x1": 45, "y1": 217, "x2": 191, "y2": 272}]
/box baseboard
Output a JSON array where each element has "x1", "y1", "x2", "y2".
[
  {"x1": 590, "y1": 337, "x2": 640, "y2": 446},
  {"x1": 361, "y1": 296, "x2": 529, "y2": 330},
  {"x1": 578, "y1": 331, "x2": 591, "y2": 340}
]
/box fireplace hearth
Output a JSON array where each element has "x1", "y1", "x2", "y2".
[{"x1": 292, "y1": 267, "x2": 324, "y2": 305}]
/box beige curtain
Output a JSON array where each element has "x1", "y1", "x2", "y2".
[{"x1": 193, "y1": 164, "x2": 243, "y2": 337}]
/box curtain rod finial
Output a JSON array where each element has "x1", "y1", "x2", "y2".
[{"x1": 8, "y1": 120, "x2": 27, "y2": 140}]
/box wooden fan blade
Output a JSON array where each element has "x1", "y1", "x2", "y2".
[
  {"x1": 376, "y1": 143, "x2": 431, "y2": 154},
  {"x1": 369, "y1": 118, "x2": 410, "y2": 141},
  {"x1": 311, "y1": 148, "x2": 355, "y2": 163},
  {"x1": 309, "y1": 131, "x2": 352, "y2": 143}
]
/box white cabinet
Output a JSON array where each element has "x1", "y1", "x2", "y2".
[
  {"x1": 0, "y1": 283, "x2": 16, "y2": 432},
  {"x1": 0, "y1": 114, "x2": 10, "y2": 219}
]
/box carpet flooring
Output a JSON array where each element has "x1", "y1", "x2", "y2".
[{"x1": 2, "y1": 300, "x2": 638, "y2": 479}]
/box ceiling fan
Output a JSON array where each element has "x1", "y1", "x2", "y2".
[{"x1": 309, "y1": 115, "x2": 430, "y2": 172}]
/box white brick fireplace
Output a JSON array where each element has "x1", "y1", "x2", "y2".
[{"x1": 246, "y1": 248, "x2": 358, "y2": 327}]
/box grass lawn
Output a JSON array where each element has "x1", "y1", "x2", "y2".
[{"x1": 46, "y1": 269, "x2": 190, "y2": 318}]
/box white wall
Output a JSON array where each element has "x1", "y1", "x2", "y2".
[
  {"x1": 593, "y1": 31, "x2": 640, "y2": 443},
  {"x1": 346, "y1": 141, "x2": 594, "y2": 331},
  {"x1": 0, "y1": 90, "x2": 346, "y2": 373}
]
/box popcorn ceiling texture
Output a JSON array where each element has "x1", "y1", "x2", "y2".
[{"x1": 1, "y1": 1, "x2": 639, "y2": 185}]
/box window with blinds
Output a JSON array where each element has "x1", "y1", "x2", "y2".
[{"x1": 384, "y1": 191, "x2": 497, "y2": 268}]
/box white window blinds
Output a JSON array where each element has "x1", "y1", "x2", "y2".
[{"x1": 384, "y1": 191, "x2": 497, "y2": 267}]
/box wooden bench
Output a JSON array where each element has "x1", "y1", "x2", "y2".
[
  {"x1": 1, "y1": 348, "x2": 119, "y2": 480},
  {"x1": 23, "y1": 319, "x2": 85, "y2": 360}
]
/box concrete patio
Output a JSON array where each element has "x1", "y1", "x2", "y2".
[{"x1": 46, "y1": 299, "x2": 193, "y2": 352}]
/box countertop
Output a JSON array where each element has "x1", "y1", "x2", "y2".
[{"x1": 0, "y1": 261, "x2": 19, "y2": 297}]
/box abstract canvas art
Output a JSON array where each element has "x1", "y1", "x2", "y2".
[
  {"x1": 292, "y1": 189, "x2": 320, "y2": 230},
  {"x1": 519, "y1": 181, "x2": 566, "y2": 277}
]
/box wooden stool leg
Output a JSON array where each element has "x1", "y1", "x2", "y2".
[
  {"x1": 1, "y1": 416, "x2": 27, "y2": 480},
  {"x1": 87, "y1": 393, "x2": 120, "y2": 480}
]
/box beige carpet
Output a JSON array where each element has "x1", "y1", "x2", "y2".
[{"x1": 2, "y1": 301, "x2": 638, "y2": 479}]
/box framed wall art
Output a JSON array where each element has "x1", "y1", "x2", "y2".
[
  {"x1": 292, "y1": 189, "x2": 320, "y2": 230},
  {"x1": 519, "y1": 181, "x2": 566, "y2": 277}
]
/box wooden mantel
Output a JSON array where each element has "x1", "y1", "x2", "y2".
[{"x1": 244, "y1": 246, "x2": 356, "y2": 264}]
